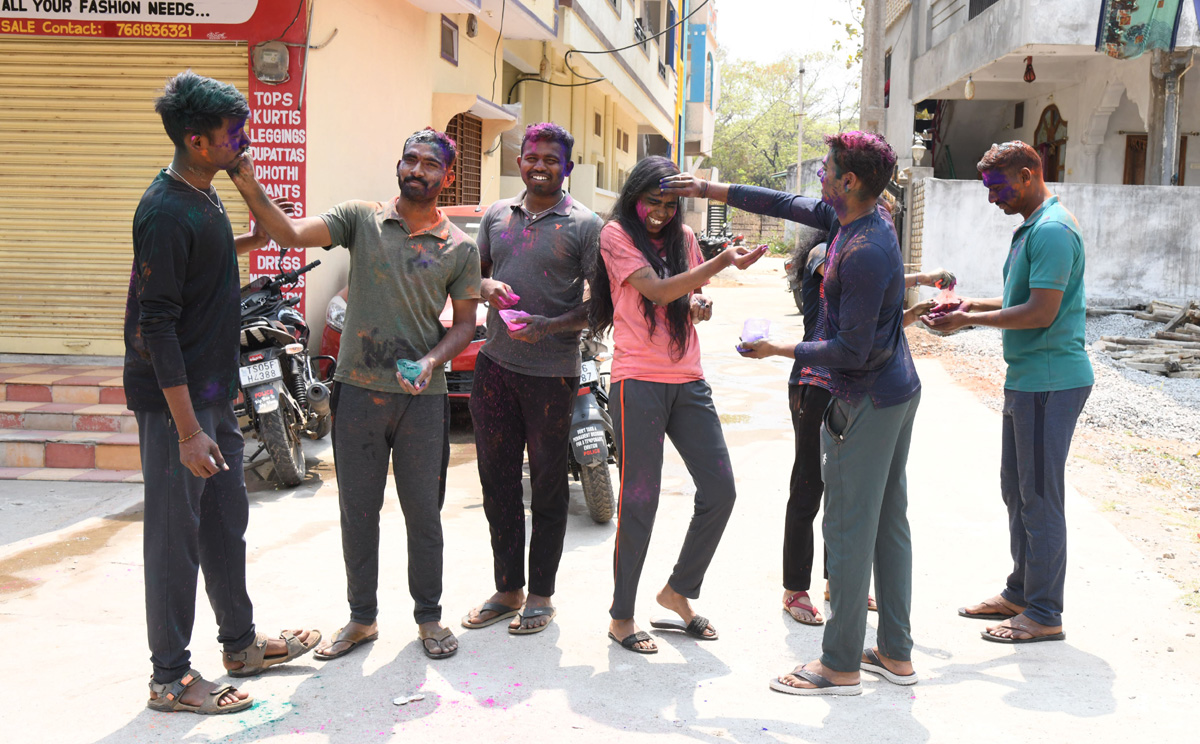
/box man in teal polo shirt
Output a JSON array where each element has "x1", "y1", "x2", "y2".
[{"x1": 924, "y1": 140, "x2": 1092, "y2": 644}]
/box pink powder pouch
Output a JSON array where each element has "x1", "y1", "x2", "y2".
[
  {"x1": 499, "y1": 309, "x2": 532, "y2": 331},
  {"x1": 494, "y1": 289, "x2": 521, "y2": 309}
]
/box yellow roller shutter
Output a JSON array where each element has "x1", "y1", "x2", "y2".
[{"x1": 0, "y1": 37, "x2": 251, "y2": 357}]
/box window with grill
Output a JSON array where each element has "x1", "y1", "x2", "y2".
[
  {"x1": 968, "y1": 0, "x2": 1002, "y2": 20},
  {"x1": 439, "y1": 112, "x2": 483, "y2": 206}
]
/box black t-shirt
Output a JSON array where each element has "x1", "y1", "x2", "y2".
[{"x1": 123, "y1": 170, "x2": 241, "y2": 412}]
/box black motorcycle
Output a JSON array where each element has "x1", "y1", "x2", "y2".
[
  {"x1": 236, "y1": 255, "x2": 333, "y2": 486},
  {"x1": 568, "y1": 332, "x2": 617, "y2": 523},
  {"x1": 696, "y1": 228, "x2": 744, "y2": 261}
]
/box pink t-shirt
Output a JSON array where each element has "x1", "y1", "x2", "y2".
[{"x1": 600, "y1": 221, "x2": 706, "y2": 384}]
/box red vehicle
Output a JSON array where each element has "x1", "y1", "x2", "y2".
[{"x1": 318, "y1": 204, "x2": 490, "y2": 400}]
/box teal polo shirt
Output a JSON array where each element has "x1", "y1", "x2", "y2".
[{"x1": 1001, "y1": 195, "x2": 1094, "y2": 392}]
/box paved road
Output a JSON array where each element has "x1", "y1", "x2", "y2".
[{"x1": 1, "y1": 258, "x2": 1197, "y2": 743}]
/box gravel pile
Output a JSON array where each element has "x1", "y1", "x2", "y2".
[{"x1": 923, "y1": 315, "x2": 1200, "y2": 443}]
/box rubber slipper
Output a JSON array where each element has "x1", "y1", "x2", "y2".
[
  {"x1": 314, "y1": 626, "x2": 378, "y2": 661},
  {"x1": 419, "y1": 627, "x2": 458, "y2": 660},
  {"x1": 958, "y1": 598, "x2": 1022, "y2": 621},
  {"x1": 461, "y1": 601, "x2": 520, "y2": 629},
  {"x1": 608, "y1": 630, "x2": 657, "y2": 654},
  {"x1": 649, "y1": 614, "x2": 718, "y2": 640},
  {"x1": 981, "y1": 628, "x2": 1066, "y2": 644},
  {"x1": 768, "y1": 669, "x2": 862, "y2": 696},
  {"x1": 784, "y1": 591, "x2": 824, "y2": 626},
  {"x1": 861, "y1": 648, "x2": 917, "y2": 686},
  {"x1": 508, "y1": 605, "x2": 556, "y2": 635}
]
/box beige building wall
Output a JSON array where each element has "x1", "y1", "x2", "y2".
[{"x1": 302, "y1": 0, "x2": 513, "y2": 337}]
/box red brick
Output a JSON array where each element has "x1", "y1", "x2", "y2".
[
  {"x1": 45, "y1": 442, "x2": 95, "y2": 469},
  {"x1": 0, "y1": 412, "x2": 23, "y2": 427},
  {"x1": 99, "y1": 387, "x2": 127, "y2": 405},
  {"x1": 7, "y1": 384, "x2": 51, "y2": 402}
]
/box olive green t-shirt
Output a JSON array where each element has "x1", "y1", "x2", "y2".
[
  {"x1": 1001, "y1": 195, "x2": 1094, "y2": 392},
  {"x1": 320, "y1": 199, "x2": 481, "y2": 395}
]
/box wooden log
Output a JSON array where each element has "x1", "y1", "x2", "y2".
[
  {"x1": 1168, "y1": 371, "x2": 1200, "y2": 379},
  {"x1": 1164, "y1": 301, "x2": 1198, "y2": 332},
  {"x1": 1154, "y1": 331, "x2": 1200, "y2": 343},
  {"x1": 1104, "y1": 335, "x2": 1200, "y2": 349},
  {"x1": 1125, "y1": 362, "x2": 1169, "y2": 375},
  {"x1": 1086, "y1": 307, "x2": 1142, "y2": 316}
]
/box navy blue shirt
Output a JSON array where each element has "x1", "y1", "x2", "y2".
[
  {"x1": 726, "y1": 184, "x2": 904, "y2": 399},
  {"x1": 793, "y1": 209, "x2": 919, "y2": 408}
]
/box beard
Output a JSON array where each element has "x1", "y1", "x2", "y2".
[{"x1": 399, "y1": 177, "x2": 438, "y2": 203}]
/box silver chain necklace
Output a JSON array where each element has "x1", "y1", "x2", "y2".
[
  {"x1": 165, "y1": 165, "x2": 224, "y2": 213},
  {"x1": 523, "y1": 190, "x2": 565, "y2": 221}
]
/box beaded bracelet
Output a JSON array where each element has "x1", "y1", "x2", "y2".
[{"x1": 178, "y1": 428, "x2": 203, "y2": 444}]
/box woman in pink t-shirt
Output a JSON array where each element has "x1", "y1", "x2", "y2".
[{"x1": 586, "y1": 156, "x2": 766, "y2": 654}]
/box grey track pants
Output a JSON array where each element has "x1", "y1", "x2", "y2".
[
  {"x1": 820, "y1": 390, "x2": 921, "y2": 673},
  {"x1": 330, "y1": 383, "x2": 450, "y2": 625},
  {"x1": 609, "y1": 379, "x2": 737, "y2": 620}
]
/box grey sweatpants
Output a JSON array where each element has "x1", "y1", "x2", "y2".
[
  {"x1": 330, "y1": 383, "x2": 450, "y2": 625},
  {"x1": 609, "y1": 379, "x2": 737, "y2": 620},
  {"x1": 820, "y1": 390, "x2": 921, "y2": 673}
]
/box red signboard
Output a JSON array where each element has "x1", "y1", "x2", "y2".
[{"x1": 1, "y1": 0, "x2": 310, "y2": 314}]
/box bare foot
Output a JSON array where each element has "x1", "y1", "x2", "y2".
[
  {"x1": 223, "y1": 629, "x2": 317, "y2": 674},
  {"x1": 418, "y1": 621, "x2": 458, "y2": 656},
  {"x1": 465, "y1": 589, "x2": 524, "y2": 625},
  {"x1": 862, "y1": 647, "x2": 914, "y2": 676},
  {"x1": 655, "y1": 585, "x2": 717, "y2": 638},
  {"x1": 783, "y1": 590, "x2": 824, "y2": 624},
  {"x1": 774, "y1": 659, "x2": 859, "y2": 690},
  {"x1": 315, "y1": 621, "x2": 378, "y2": 659},
  {"x1": 984, "y1": 613, "x2": 1063, "y2": 641},
  {"x1": 609, "y1": 618, "x2": 656, "y2": 651},
  {"x1": 509, "y1": 593, "x2": 554, "y2": 631},
  {"x1": 150, "y1": 674, "x2": 248, "y2": 709}
]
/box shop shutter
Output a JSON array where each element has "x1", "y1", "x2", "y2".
[{"x1": 0, "y1": 37, "x2": 250, "y2": 356}]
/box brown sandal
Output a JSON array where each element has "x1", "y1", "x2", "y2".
[
  {"x1": 147, "y1": 669, "x2": 253, "y2": 715},
  {"x1": 224, "y1": 629, "x2": 321, "y2": 677},
  {"x1": 418, "y1": 626, "x2": 458, "y2": 660}
]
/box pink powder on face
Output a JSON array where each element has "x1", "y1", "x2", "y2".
[{"x1": 636, "y1": 201, "x2": 650, "y2": 222}]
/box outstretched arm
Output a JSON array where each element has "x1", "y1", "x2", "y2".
[{"x1": 227, "y1": 155, "x2": 332, "y2": 248}]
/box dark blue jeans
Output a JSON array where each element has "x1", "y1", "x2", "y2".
[{"x1": 999, "y1": 386, "x2": 1091, "y2": 627}]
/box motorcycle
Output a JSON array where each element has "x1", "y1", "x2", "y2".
[
  {"x1": 236, "y1": 252, "x2": 334, "y2": 487},
  {"x1": 696, "y1": 228, "x2": 744, "y2": 261},
  {"x1": 568, "y1": 332, "x2": 617, "y2": 523}
]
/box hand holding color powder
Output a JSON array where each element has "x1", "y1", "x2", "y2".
[
  {"x1": 737, "y1": 318, "x2": 771, "y2": 353},
  {"x1": 494, "y1": 288, "x2": 521, "y2": 309},
  {"x1": 499, "y1": 309, "x2": 532, "y2": 332}
]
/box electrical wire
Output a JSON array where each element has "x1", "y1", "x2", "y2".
[
  {"x1": 563, "y1": 0, "x2": 709, "y2": 82},
  {"x1": 491, "y1": 0, "x2": 506, "y2": 104},
  {"x1": 266, "y1": 0, "x2": 306, "y2": 43},
  {"x1": 508, "y1": 0, "x2": 710, "y2": 104}
]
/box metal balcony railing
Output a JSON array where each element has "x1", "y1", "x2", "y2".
[
  {"x1": 968, "y1": 0, "x2": 1003, "y2": 20},
  {"x1": 658, "y1": 59, "x2": 667, "y2": 79},
  {"x1": 633, "y1": 18, "x2": 648, "y2": 50}
]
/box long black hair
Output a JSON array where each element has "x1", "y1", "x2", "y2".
[{"x1": 586, "y1": 156, "x2": 692, "y2": 359}]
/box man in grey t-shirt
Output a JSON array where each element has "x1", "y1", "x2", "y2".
[
  {"x1": 231, "y1": 128, "x2": 480, "y2": 662},
  {"x1": 461, "y1": 123, "x2": 602, "y2": 635}
]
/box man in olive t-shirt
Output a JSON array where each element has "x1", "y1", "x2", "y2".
[
  {"x1": 230, "y1": 128, "x2": 481, "y2": 661},
  {"x1": 925, "y1": 141, "x2": 1092, "y2": 646}
]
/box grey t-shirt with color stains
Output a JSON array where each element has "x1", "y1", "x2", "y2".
[
  {"x1": 320, "y1": 199, "x2": 481, "y2": 395},
  {"x1": 476, "y1": 192, "x2": 602, "y2": 378}
]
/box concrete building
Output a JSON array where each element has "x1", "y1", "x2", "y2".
[
  {"x1": 0, "y1": 0, "x2": 687, "y2": 359},
  {"x1": 874, "y1": 0, "x2": 1200, "y2": 302}
]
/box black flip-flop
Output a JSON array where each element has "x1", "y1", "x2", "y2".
[
  {"x1": 508, "y1": 605, "x2": 556, "y2": 635},
  {"x1": 649, "y1": 614, "x2": 718, "y2": 640},
  {"x1": 419, "y1": 627, "x2": 459, "y2": 659},
  {"x1": 461, "y1": 601, "x2": 520, "y2": 629},
  {"x1": 769, "y1": 669, "x2": 862, "y2": 696},
  {"x1": 861, "y1": 648, "x2": 918, "y2": 686},
  {"x1": 314, "y1": 626, "x2": 378, "y2": 661},
  {"x1": 608, "y1": 630, "x2": 657, "y2": 654}
]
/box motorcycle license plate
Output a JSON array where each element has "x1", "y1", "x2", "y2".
[
  {"x1": 239, "y1": 359, "x2": 282, "y2": 386},
  {"x1": 579, "y1": 360, "x2": 599, "y2": 385}
]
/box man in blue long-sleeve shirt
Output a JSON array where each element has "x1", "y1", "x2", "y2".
[{"x1": 664, "y1": 132, "x2": 921, "y2": 696}]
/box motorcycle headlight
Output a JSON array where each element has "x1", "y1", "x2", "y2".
[{"x1": 325, "y1": 294, "x2": 347, "y2": 333}]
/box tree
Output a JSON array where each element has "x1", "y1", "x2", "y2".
[
  {"x1": 709, "y1": 50, "x2": 860, "y2": 188},
  {"x1": 831, "y1": 0, "x2": 866, "y2": 70}
]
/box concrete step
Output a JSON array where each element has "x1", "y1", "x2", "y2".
[
  {"x1": 0, "y1": 429, "x2": 141, "y2": 471},
  {"x1": 0, "y1": 363, "x2": 126, "y2": 405},
  {"x1": 0, "y1": 401, "x2": 137, "y2": 433},
  {"x1": 0, "y1": 466, "x2": 142, "y2": 483}
]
